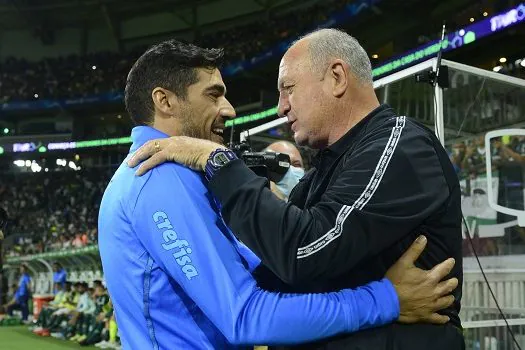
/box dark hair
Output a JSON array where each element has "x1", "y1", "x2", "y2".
[
  {"x1": 93, "y1": 280, "x2": 103, "y2": 287},
  {"x1": 125, "y1": 39, "x2": 224, "y2": 125}
]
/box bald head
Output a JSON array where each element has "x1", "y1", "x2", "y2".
[
  {"x1": 277, "y1": 28, "x2": 379, "y2": 149},
  {"x1": 266, "y1": 141, "x2": 304, "y2": 168},
  {"x1": 293, "y1": 28, "x2": 373, "y2": 86}
]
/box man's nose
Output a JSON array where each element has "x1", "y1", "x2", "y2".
[
  {"x1": 221, "y1": 98, "x2": 236, "y2": 120},
  {"x1": 277, "y1": 94, "x2": 290, "y2": 118}
]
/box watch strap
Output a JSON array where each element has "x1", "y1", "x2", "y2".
[{"x1": 204, "y1": 148, "x2": 238, "y2": 181}]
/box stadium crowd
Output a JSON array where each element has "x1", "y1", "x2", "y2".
[
  {"x1": 0, "y1": 0, "x2": 355, "y2": 104},
  {"x1": 0, "y1": 169, "x2": 111, "y2": 257},
  {"x1": 1, "y1": 135, "x2": 525, "y2": 259}
]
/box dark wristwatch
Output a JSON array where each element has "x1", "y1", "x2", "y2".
[{"x1": 204, "y1": 148, "x2": 238, "y2": 181}]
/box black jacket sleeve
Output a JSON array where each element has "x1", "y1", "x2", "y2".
[{"x1": 209, "y1": 118, "x2": 450, "y2": 284}]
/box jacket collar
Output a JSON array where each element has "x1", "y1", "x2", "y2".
[
  {"x1": 129, "y1": 126, "x2": 170, "y2": 153},
  {"x1": 311, "y1": 104, "x2": 395, "y2": 168},
  {"x1": 327, "y1": 104, "x2": 395, "y2": 155}
]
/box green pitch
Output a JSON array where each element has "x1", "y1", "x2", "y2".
[{"x1": 0, "y1": 326, "x2": 96, "y2": 350}]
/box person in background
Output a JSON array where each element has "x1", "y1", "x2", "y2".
[
  {"x1": 266, "y1": 141, "x2": 305, "y2": 201},
  {"x1": 462, "y1": 136, "x2": 487, "y2": 177},
  {"x1": 53, "y1": 262, "x2": 67, "y2": 292},
  {"x1": 4, "y1": 264, "x2": 32, "y2": 322},
  {"x1": 68, "y1": 285, "x2": 98, "y2": 343},
  {"x1": 77, "y1": 281, "x2": 112, "y2": 346},
  {"x1": 31, "y1": 282, "x2": 67, "y2": 333},
  {"x1": 72, "y1": 233, "x2": 84, "y2": 248},
  {"x1": 0, "y1": 206, "x2": 7, "y2": 240},
  {"x1": 39, "y1": 281, "x2": 81, "y2": 337}
]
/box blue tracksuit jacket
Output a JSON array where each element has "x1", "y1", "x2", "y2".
[{"x1": 98, "y1": 126, "x2": 399, "y2": 350}]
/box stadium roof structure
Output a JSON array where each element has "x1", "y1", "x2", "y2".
[{"x1": 0, "y1": 0, "x2": 326, "y2": 46}]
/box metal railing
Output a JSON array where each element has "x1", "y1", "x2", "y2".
[{"x1": 462, "y1": 269, "x2": 525, "y2": 349}]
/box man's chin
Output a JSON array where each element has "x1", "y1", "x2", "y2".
[{"x1": 293, "y1": 133, "x2": 307, "y2": 147}]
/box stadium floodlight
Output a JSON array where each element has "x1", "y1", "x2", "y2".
[{"x1": 30, "y1": 162, "x2": 41, "y2": 172}]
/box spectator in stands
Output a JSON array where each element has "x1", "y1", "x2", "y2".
[
  {"x1": 93, "y1": 310, "x2": 120, "y2": 349},
  {"x1": 462, "y1": 136, "x2": 487, "y2": 177},
  {"x1": 32, "y1": 282, "x2": 68, "y2": 334},
  {"x1": 4, "y1": 264, "x2": 32, "y2": 322},
  {"x1": 1, "y1": 170, "x2": 109, "y2": 257},
  {"x1": 265, "y1": 141, "x2": 305, "y2": 201},
  {"x1": 76, "y1": 280, "x2": 112, "y2": 346},
  {"x1": 0, "y1": 0, "x2": 361, "y2": 106},
  {"x1": 72, "y1": 233, "x2": 84, "y2": 248},
  {"x1": 450, "y1": 142, "x2": 466, "y2": 176},
  {"x1": 0, "y1": 206, "x2": 7, "y2": 240},
  {"x1": 66, "y1": 284, "x2": 96, "y2": 342},
  {"x1": 40, "y1": 281, "x2": 81, "y2": 336},
  {"x1": 49, "y1": 282, "x2": 94, "y2": 339},
  {"x1": 53, "y1": 262, "x2": 67, "y2": 292}
]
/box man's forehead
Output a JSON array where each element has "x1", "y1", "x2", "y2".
[
  {"x1": 197, "y1": 67, "x2": 223, "y2": 83},
  {"x1": 279, "y1": 44, "x2": 309, "y2": 79},
  {"x1": 196, "y1": 68, "x2": 226, "y2": 90}
]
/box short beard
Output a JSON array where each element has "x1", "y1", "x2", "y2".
[{"x1": 178, "y1": 105, "x2": 203, "y2": 139}]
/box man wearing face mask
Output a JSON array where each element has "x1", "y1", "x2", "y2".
[{"x1": 266, "y1": 141, "x2": 305, "y2": 201}]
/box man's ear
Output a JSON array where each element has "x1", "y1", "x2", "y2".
[
  {"x1": 329, "y1": 59, "x2": 349, "y2": 98},
  {"x1": 152, "y1": 87, "x2": 178, "y2": 116}
]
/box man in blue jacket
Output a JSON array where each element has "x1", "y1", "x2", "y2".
[
  {"x1": 53, "y1": 262, "x2": 67, "y2": 293},
  {"x1": 5, "y1": 264, "x2": 32, "y2": 321},
  {"x1": 99, "y1": 39, "x2": 457, "y2": 350}
]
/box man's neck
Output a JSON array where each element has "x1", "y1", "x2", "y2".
[
  {"x1": 152, "y1": 116, "x2": 180, "y2": 137},
  {"x1": 327, "y1": 99, "x2": 380, "y2": 147}
]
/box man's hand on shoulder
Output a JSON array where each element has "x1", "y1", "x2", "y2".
[
  {"x1": 386, "y1": 235, "x2": 458, "y2": 324},
  {"x1": 127, "y1": 136, "x2": 226, "y2": 175}
]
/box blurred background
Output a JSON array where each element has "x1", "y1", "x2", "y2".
[{"x1": 0, "y1": 0, "x2": 525, "y2": 349}]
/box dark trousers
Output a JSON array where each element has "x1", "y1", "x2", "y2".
[
  {"x1": 7, "y1": 297, "x2": 30, "y2": 321},
  {"x1": 272, "y1": 323, "x2": 465, "y2": 350}
]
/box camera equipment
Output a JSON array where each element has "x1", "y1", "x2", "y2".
[{"x1": 229, "y1": 141, "x2": 291, "y2": 183}]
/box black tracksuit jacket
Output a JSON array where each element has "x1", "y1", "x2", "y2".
[{"x1": 209, "y1": 104, "x2": 465, "y2": 349}]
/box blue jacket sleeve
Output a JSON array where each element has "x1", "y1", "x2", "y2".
[{"x1": 131, "y1": 164, "x2": 399, "y2": 346}]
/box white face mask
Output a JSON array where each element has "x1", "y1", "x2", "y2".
[{"x1": 276, "y1": 166, "x2": 305, "y2": 199}]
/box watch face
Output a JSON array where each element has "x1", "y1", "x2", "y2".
[{"x1": 213, "y1": 152, "x2": 230, "y2": 166}]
